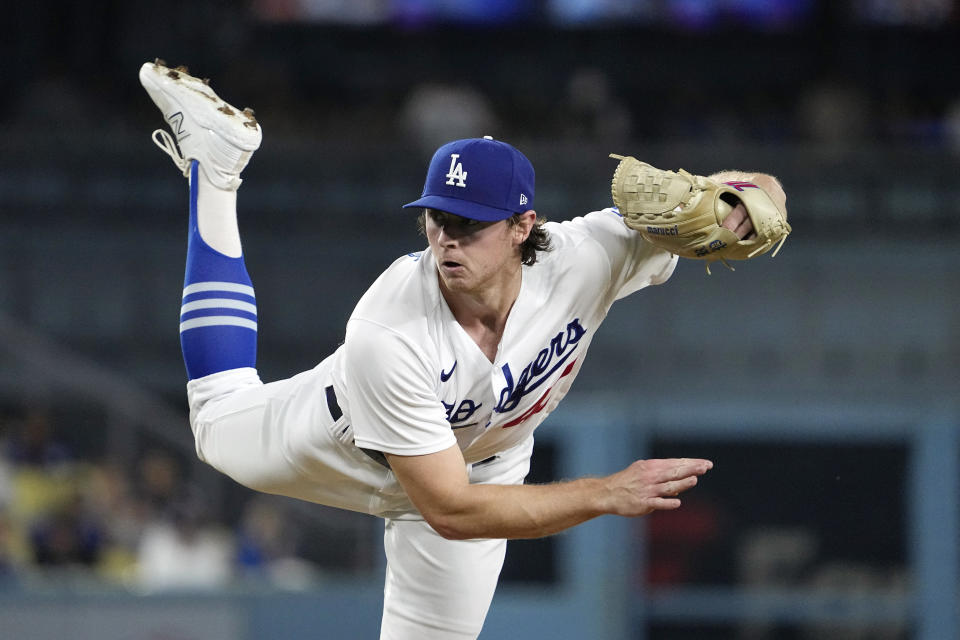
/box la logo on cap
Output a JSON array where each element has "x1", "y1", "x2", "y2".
[{"x1": 445, "y1": 153, "x2": 467, "y2": 187}]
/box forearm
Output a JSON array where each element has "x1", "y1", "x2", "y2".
[
  {"x1": 432, "y1": 477, "x2": 610, "y2": 540},
  {"x1": 387, "y1": 447, "x2": 711, "y2": 542}
]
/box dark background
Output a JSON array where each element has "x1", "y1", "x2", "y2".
[{"x1": 0, "y1": 2, "x2": 957, "y2": 637}]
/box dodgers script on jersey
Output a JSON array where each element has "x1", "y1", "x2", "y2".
[{"x1": 329, "y1": 208, "x2": 677, "y2": 468}]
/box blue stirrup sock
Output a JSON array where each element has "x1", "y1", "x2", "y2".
[{"x1": 180, "y1": 160, "x2": 257, "y2": 380}]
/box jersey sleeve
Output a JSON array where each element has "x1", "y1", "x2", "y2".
[
  {"x1": 556, "y1": 208, "x2": 678, "y2": 301},
  {"x1": 341, "y1": 318, "x2": 456, "y2": 457}
]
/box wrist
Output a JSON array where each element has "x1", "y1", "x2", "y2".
[{"x1": 577, "y1": 476, "x2": 614, "y2": 517}]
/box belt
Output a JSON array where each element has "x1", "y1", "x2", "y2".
[
  {"x1": 325, "y1": 384, "x2": 389, "y2": 469},
  {"x1": 326, "y1": 385, "x2": 500, "y2": 469}
]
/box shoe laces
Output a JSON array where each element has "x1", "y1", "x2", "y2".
[{"x1": 151, "y1": 129, "x2": 191, "y2": 178}]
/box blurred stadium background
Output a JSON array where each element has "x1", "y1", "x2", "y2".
[{"x1": 1, "y1": 1, "x2": 958, "y2": 638}]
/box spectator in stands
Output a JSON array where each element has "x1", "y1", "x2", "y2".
[{"x1": 28, "y1": 490, "x2": 103, "y2": 567}]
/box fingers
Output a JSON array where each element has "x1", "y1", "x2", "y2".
[
  {"x1": 645, "y1": 457, "x2": 713, "y2": 481},
  {"x1": 720, "y1": 203, "x2": 746, "y2": 231},
  {"x1": 721, "y1": 203, "x2": 755, "y2": 239},
  {"x1": 734, "y1": 215, "x2": 755, "y2": 240},
  {"x1": 646, "y1": 463, "x2": 707, "y2": 512},
  {"x1": 607, "y1": 458, "x2": 712, "y2": 517},
  {"x1": 648, "y1": 497, "x2": 682, "y2": 511},
  {"x1": 659, "y1": 474, "x2": 699, "y2": 496}
]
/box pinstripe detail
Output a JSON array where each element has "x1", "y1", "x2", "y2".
[
  {"x1": 180, "y1": 298, "x2": 257, "y2": 315},
  {"x1": 180, "y1": 316, "x2": 258, "y2": 332},
  {"x1": 182, "y1": 281, "x2": 255, "y2": 298}
]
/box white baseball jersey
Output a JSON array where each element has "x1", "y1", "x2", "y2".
[{"x1": 330, "y1": 208, "x2": 677, "y2": 466}]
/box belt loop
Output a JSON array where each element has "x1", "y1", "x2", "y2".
[{"x1": 325, "y1": 385, "x2": 342, "y2": 421}]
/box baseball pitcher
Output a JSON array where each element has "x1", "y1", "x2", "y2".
[{"x1": 140, "y1": 59, "x2": 788, "y2": 639}]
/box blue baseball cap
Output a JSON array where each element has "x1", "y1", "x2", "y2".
[{"x1": 403, "y1": 137, "x2": 535, "y2": 222}]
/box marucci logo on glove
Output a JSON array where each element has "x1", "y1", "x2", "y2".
[{"x1": 646, "y1": 225, "x2": 679, "y2": 236}]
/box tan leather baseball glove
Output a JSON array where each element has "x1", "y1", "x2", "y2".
[{"x1": 610, "y1": 154, "x2": 791, "y2": 272}]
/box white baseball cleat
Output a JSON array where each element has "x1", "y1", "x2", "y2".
[{"x1": 140, "y1": 58, "x2": 262, "y2": 190}]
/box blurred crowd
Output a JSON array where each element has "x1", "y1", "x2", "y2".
[
  {"x1": 4, "y1": 3, "x2": 960, "y2": 155},
  {"x1": 0, "y1": 404, "x2": 321, "y2": 592}
]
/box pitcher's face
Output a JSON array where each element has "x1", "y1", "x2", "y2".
[{"x1": 425, "y1": 210, "x2": 522, "y2": 295}]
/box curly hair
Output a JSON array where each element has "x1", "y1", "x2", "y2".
[{"x1": 417, "y1": 209, "x2": 553, "y2": 266}]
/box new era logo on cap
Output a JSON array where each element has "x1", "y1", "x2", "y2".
[{"x1": 403, "y1": 137, "x2": 535, "y2": 222}]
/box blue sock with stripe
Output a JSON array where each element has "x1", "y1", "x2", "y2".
[{"x1": 180, "y1": 160, "x2": 257, "y2": 380}]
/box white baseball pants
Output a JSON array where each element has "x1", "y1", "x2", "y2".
[{"x1": 186, "y1": 363, "x2": 532, "y2": 639}]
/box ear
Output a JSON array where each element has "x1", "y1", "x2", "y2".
[{"x1": 513, "y1": 210, "x2": 537, "y2": 244}]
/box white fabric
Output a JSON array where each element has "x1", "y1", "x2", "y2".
[
  {"x1": 196, "y1": 175, "x2": 243, "y2": 257},
  {"x1": 183, "y1": 281, "x2": 255, "y2": 296},
  {"x1": 338, "y1": 208, "x2": 676, "y2": 462},
  {"x1": 381, "y1": 519, "x2": 506, "y2": 640},
  {"x1": 188, "y1": 365, "x2": 406, "y2": 516}
]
